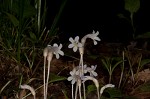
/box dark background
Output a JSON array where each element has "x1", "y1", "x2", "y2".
[{"x1": 46, "y1": 0, "x2": 150, "y2": 43}]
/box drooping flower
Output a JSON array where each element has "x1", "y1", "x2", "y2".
[
  {"x1": 87, "y1": 65, "x2": 98, "y2": 77},
  {"x1": 20, "y1": 84, "x2": 36, "y2": 98},
  {"x1": 100, "y1": 84, "x2": 115, "y2": 95},
  {"x1": 68, "y1": 36, "x2": 82, "y2": 52},
  {"x1": 88, "y1": 30, "x2": 101, "y2": 45},
  {"x1": 82, "y1": 76, "x2": 99, "y2": 89},
  {"x1": 52, "y1": 43, "x2": 64, "y2": 59},
  {"x1": 81, "y1": 30, "x2": 101, "y2": 46}
]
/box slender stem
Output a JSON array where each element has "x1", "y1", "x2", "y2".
[
  {"x1": 118, "y1": 51, "x2": 124, "y2": 88},
  {"x1": 37, "y1": 0, "x2": 41, "y2": 34},
  {"x1": 46, "y1": 59, "x2": 51, "y2": 99},
  {"x1": 97, "y1": 87, "x2": 100, "y2": 99},
  {"x1": 79, "y1": 85, "x2": 82, "y2": 99},
  {"x1": 43, "y1": 57, "x2": 46, "y2": 99},
  {"x1": 83, "y1": 82, "x2": 86, "y2": 99},
  {"x1": 109, "y1": 66, "x2": 112, "y2": 83},
  {"x1": 72, "y1": 84, "x2": 74, "y2": 99},
  {"x1": 78, "y1": 80, "x2": 82, "y2": 99},
  {"x1": 75, "y1": 84, "x2": 78, "y2": 99}
]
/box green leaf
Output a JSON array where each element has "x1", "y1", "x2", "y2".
[
  {"x1": 62, "y1": 90, "x2": 69, "y2": 99},
  {"x1": 49, "y1": 73, "x2": 67, "y2": 83},
  {"x1": 29, "y1": 32, "x2": 37, "y2": 42},
  {"x1": 124, "y1": 0, "x2": 140, "y2": 13},
  {"x1": 87, "y1": 84, "x2": 97, "y2": 94},
  {"x1": 140, "y1": 59, "x2": 150, "y2": 68},
  {"x1": 112, "y1": 60, "x2": 123, "y2": 72},
  {"x1": 105, "y1": 88, "x2": 122, "y2": 98},
  {"x1": 101, "y1": 58, "x2": 110, "y2": 72},
  {"x1": 136, "y1": 81, "x2": 150, "y2": 92},
  {"x1": 5, "y1": 12, "x2": 19, "y2": 27},
  {"x1": 135, "y1": 32, "x2": 150, "y2": 39}
]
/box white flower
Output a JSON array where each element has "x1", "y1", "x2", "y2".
[
  {"x1": 82, "y1": 76, "x2": 99, "y2": 88},
  {"x1": 100, "y1": 84, "x2": 115, "y2": 94},
  {"x1": 87, "y1": 65, "x2": 98, "y2": 77},
  {"x1": 67, "y1": 67, "x2": 79, "y2": 84},
  {"x1": 88, "y1": 30, "x2": 101, "y2": 45},
  {"x1": 68, "y1": 36, "x2": 82, "y2": 52},
  {"x1": 76, "y1": 65, "x2": 88, "y2": 76},
  {"x1": 20, "y1": 84, "x2": 36, "y2": 97},
  {"x1": 52, "y1": 43, "x2": 64, "y2": 59}
]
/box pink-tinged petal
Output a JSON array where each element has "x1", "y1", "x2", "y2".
[
  {"x1": 75, "y1": 36, "x2": 79, "y2": 42},
  {"x1": 69, "y1": 37, "x2": 74, "y2": 42},
  {"x1": 73, "y1": 46, "x2": 77, "y2": 52},
  {"x1": 68, "y1": 44, "x2": 74, "y2": 48}
]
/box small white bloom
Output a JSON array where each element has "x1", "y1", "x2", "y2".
[
  {"x1": 20, "y1": 84, "x2": 36, "y2": 97},
  {"x1": 82, "y1": 76, "x2": 99, "y2": 88},
  {"x1": 67, "y1": 67, "x2": 79, "y2": 84},
  {"x1": 88, "y1": 30, "x2": 101, "y2": 45},
  {"x1": 100, "y1": 84, "x2": 115, "y2": 94},
  {"x1": 53, "y1": 43, "x2": 64, "y2": 59},
  {"x1": 68, "y1": 36, "x2": 82, "y2": 52},
  {"x1": 87, "y1": 65, "x2": 98, "y2": 77},
  {"x1": 76, "y1": 65, "x2": 88, "y2": 76}
]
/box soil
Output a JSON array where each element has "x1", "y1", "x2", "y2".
[{"x1": 1, "y1": 41, "x2": 150, "y2": 99}]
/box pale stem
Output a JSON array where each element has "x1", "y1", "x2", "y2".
[
  {"x1": 43, "y1": 56, "x2": 46, "y2": 99},
  {"x1": 83, "y1": 82, "x2": 86, "y2": 99},
  {"x1": 45, "y1": 52, "x2": 53, "y2": 99},
  {"x1": 75, "y1": 83, "x2": 78, "y2": 99},
  {"x1": 72, "y1": 84, "x2": 74, "y2": 99},
  {"x1": 118, "y1": 51, "x2": 124, "y2": 88},
  {"x1": 97, "y1": 87, "x2": 100, "y2": 99},
  {"x1": 78, "y1": 80, "x2": 82, "y2": 99}
]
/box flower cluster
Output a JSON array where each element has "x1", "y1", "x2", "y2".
[
  {"x1": 67, "y1": 65, "x2": 98, "y2": 85},
  {"x1": 68, "y1": 30, "x2": 101, "y2": 52}
]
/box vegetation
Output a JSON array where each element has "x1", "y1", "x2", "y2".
[{"x1": 1, "y1": 0, "x2": 150, "y2": 99}]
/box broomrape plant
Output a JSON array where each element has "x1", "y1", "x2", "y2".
[
  {"x1": 42, "y1": 30, "x2": 114, "y2": 99},
  {"x1": 43, "y1": 43, "x2": 64, "y2": 99},
  {"x1": 67, "y1": 30, "x2": 115, "y2": 99}
]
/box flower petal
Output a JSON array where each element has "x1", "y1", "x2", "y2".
[
  {"x1": 69, "y1": 37, "x2": 74, "y2": 42},
  {"x1": 59, "y1": 44, "x2": 62, "y2": 49},
  {"x1": 67, "y1": 76, "x2": 73, "y2": 81},
  {"x1": 59, "y1": 50, "x2": 64, "y2": 56},
  {"x1": 73, "y1": 46, "x2": 77, "y2": 52},
  {"x1": 53, "y1": 43, "x2": 58, "y2": 47},
  {"x1": 92, "y1": 71, "x2": 98, "y2": 76},
  {"x1": 94, "y1": 40, "x2": 97, "y2": 45},
  {"x1": 68, "y1": 44, "x2": 74, "y2": 48},
  {"x1": 95, "y1": 37, "x2": 101, "y2": 41},
  {"x1": 75, "y1": 36, "x2": 79, "y2": 42},
  {"x1": 56, "y1": 54, "x2": 59, "y2": 59}
]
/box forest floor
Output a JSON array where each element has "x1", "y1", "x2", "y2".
[{"x1": 1, "y1": 41, "x2": 150, "y2": 99}]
